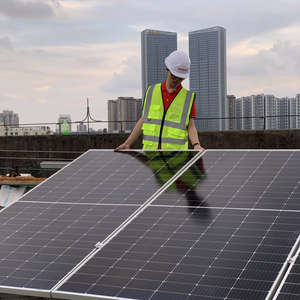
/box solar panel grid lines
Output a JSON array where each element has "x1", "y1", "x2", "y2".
[
  {"x1": 1, "y1": 150, "x2": 203, "y2": 298},
  {"x1": 25, "y1": 150, "x2": 143, "y2": 205},
  {"x1": 53, "y1": 150, "x2": 300, "y2": 300},
  {"x1": 156, "y1": 150, "x2": 300, "y2": 211},
  {"x1": 55, "y1": 206, "x2": 300, "y2": 300},
  {"x1": 0, "y1": 202, "x2": 139, "y2": 295},
  {"x1": 2, "y1": 150, "x2": 300, "y2": 300},
  {"x1": 270, "y1": 235, "x2": 300, "y2": 300}
]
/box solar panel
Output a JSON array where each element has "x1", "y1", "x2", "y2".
[
  {"x1": 270, "y1": 237, "x2": 300, "y2": 300},
  {"x1": 53, "y1": 150, "x2": 300, "y2": 300},
  {"x1": 0, "y1": 150, "x2": 195, "y2": 297},
  {"x1": 2, "y1": 150, "x2": 300, "y2": 300}
]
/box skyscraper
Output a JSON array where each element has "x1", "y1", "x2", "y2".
[
  {"x1": 189, "y1": 26, "x2": 227, "y2": 131},
  {"x1": 141, "y1": 29, "x2": 177, "y2": 97}
]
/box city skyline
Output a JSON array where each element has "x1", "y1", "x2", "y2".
[{"x1": 0, "y1": 0, "x2": 299, "y2": 130}]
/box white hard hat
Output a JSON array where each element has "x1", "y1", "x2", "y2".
[{"x1": 165, "y1": 50, "x2": 191, "y2": 78}]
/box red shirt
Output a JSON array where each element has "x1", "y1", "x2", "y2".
[{"x1": 161, "y1": 81, "x2": 197, "y2": 117}]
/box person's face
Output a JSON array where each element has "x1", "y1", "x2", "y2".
[{"x1": 166, "y1": 68, "x2": 185, "y2": 87}]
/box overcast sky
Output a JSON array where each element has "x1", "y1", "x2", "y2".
[{"x1": 0, "y1": 0, "x2": 299, "y2": 130}]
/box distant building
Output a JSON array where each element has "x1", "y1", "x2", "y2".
[
  {"x1": 107, "y1": 97, "x2": 142, "y2": 133},
  {"x1": 0, "y1": 122, "x2": 53, "y2": 136},
  {"x1": 141, "y1": 29, "x2": 177, "y2": 97},
  {"x1": 57, "y1": 115, "x2": 71, "y2": 133},
  {"x1": 236, "y1": 98, "x2": 243, "y2": 131},
  {"x1": 290, "y1": 94, "x2": 300, "y2": 129},
  {"x1": 234, "y1": 93, "x2": 300, "y2": 130},
  {"x1": 277, "y1": 97, "x2": 290, "y2": 129},
  {"x1": 0, "y1": 110, "x2": 19, "y2": 127},
  {"x1": 189, "y1": 26, "x2": 227, "y2": 131},
  {"x1": 77, "y1": 122, "x2": 87, "y2": 133},
  {"x1": 107, "y1": 100, "x2": 118, "y2": 133},
  {"x1": 265, "y1": 94, "x2": 277, "y2": 130},
  {"x1": 227, "y1": 95, "x2": 236, "y2": 130},
  {"x1": 251, "y1": 94, "x2": 264, "y2": 130}
]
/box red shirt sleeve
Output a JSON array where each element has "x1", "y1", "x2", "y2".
[{"x1": 189, "y1": 100, "x2": 197, "y2": 118}]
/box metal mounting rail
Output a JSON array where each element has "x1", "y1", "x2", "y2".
[{"x1": 265, "y1": 234, "x2": 300, "y2": 300}]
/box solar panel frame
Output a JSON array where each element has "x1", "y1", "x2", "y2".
[
  {"x1": 53, "y1": 206, "x2": 300, "y2": 300},
  {"x1": 0, "y1": 149, "x2": 203, "y2": 298},
  {"x1": 269, "y1": 235, "x2": 300, "y2": 300},
  {"x1": 3, "y1": 149, "x2": 300, "y2": 300},
  {"x1": 52, "y1": 150, "x2": 300, "y2": 300}
]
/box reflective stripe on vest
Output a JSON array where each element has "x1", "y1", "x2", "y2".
[{"x1": 142, "y1": 84, "x2": 194, "y2": 150}]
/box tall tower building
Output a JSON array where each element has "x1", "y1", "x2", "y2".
[
  {"x1": 189, "y1": 26, "x2": 227, "y2": 131},
  {"x1": 141, "y1": 29, "x2": 177, "y2": 97}
]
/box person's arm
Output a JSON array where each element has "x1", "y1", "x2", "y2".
[
  {"x1": 187, "y1": 118, "x2": 205, "y2": 151},
  {"x1": 114, "y1": 116, "x2": 143, "y2": 151}
]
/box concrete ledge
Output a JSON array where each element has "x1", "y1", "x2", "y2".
[{"x1": 1, "y1": 129, "x2": 300, "y2": 177}]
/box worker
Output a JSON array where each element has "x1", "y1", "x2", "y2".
[
  {"x1": 114, "y1": 50, "x2": 205, "y2": 151},
  {"x1": 8, "y1": 166, "x2": 20, "y2": 177}
]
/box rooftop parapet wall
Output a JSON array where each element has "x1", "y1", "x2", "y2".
[
  {"x1": 1, "y1": 129, "x2": 300, "y2": 177},
  {"x1": 1, "y1": 129, "x2": 300, "y2": 151}
]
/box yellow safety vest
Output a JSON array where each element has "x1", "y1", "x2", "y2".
[
  {"x1": 142, "y1": 83, "x2": 195, "y2": 150},
  {"x1": 145, "y1": 151, "x2": 205, "y2": 191}
]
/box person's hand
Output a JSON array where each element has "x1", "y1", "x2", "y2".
[
  {"x1": 114, "y1": 142, "x2": 131, "y2": 152},
  {"x1": 194, "y1": 144, "x2": 205, "y2": 151}
]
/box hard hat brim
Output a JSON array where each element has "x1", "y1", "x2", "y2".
[{"x1": 168, "y1": 68, "x2": 190, "y2": 78}]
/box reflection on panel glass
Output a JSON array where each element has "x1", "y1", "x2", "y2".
[
  {"x1": 154, "y1": 150, "x2": 300, "y2": 210},
  {"x1": 136, "y1": 150, "x2": 206, "y2": 207},
  {"x1": 19, "y1": 150, "x2": 198, "y2": 206}
]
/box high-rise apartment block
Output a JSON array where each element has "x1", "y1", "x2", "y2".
[
  {"x1": 107, "y1": 100, "x2": 118, "y2": 133},
  {"x1": 141, "y1": 29, "x2": 177, "y2": 97},
  {"x1": 189, "y1": 26, "x2": 227, "y2": 131},
  {"x1": 290, "y1": 94, "x2": 300, "y2": 129},
  {"x1": 0, "y1": 110, "x2": 19, "y2": 127},
  {"x1": 107, "y1": 97, "x2": 142, "y2": 133},
  {"x1": 227, "y1": 95, "x2": 236, "y2": 130},
  {"x1": 232, "y1": 94, "x2": 300, "y2": 130}
]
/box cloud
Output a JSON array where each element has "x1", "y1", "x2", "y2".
[
  {"x1": 0, "y1": 0, "x2": 58, "y2": 19},
  {"x1": 0, "y1": 36, "x2": 13, "y2": 49},
  {"x1": 99, "y1": 56, "x2": 141, "y2": 96},
  {"x1": 228, "y1": 40, "x2": 300, "y2": 78},
  {"x1": 0, "y1": 93, "x2": 11, "y2": 102},
  {"x1": 76, "y1": 56, "x2": 107, "y2": 67},
  {"x1": 227, "y1": 40, "x2": 300, "y2": 97}
]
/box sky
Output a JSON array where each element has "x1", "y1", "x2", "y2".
[{"x1": 0, "y1": 0, "x2": 300, "y2": 131}]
